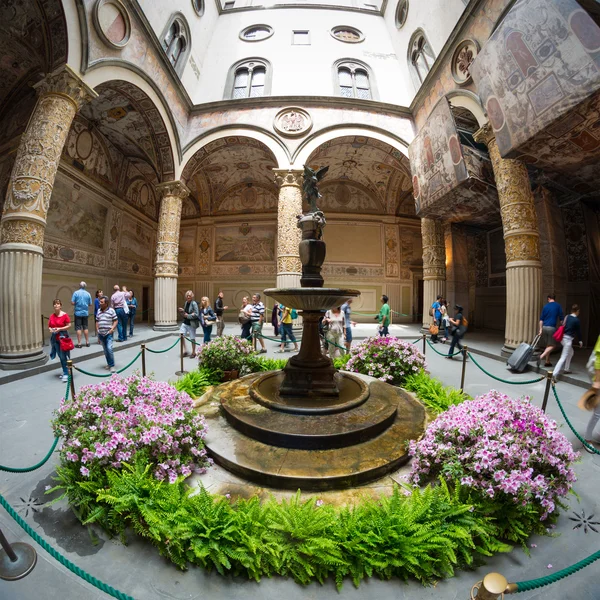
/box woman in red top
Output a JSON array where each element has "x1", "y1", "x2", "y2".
[{"x1": 48, "y1": 299, "x2": 71, "y2": 382}]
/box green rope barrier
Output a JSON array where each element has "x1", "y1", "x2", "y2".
[
  {"x1": 426, "y1": 338, "x2": 462, "y2": 357},
  {"x1": 0, "y1": 436, "x2": 59, "y2": 473},
  {"x1": 146, "y1": 337, "x2": 180, "y2": 354},
  {"x1": 257, "y1": 332, "x2": 303, "y2": 344},
  {"x1": 72, "y1": 351, "x2": 142, "y2": 378},
  {"x1": 467, "y1": 352, "x2": 545, "y2": 386},
  {"x1": 551, "y1": 385, "x2": 600, "y2": 456},
  {"x1": 0, "y1": 493, "x2": 135, "y2": 600},
  {"x1": 514, "y1": 549, "x2": 600, "y2": 592}
]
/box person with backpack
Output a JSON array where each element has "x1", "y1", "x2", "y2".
[
  {"x1": 549, "y1": 304, "x2": 583, "y2": 380},
  {"x1": 446, "y1": 304, "x2": 468, "y2": 359},
  {"x1": 277, "y1": 306, "x2": 299, "y2": 353}
]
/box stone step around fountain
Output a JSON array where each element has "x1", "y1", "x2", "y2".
[
  {"x1": 201, "y1": 377, "x2": 426, "y2": 491},
  {"x1": 221, "y1": 375, "x2": 399, "y2": 450}
]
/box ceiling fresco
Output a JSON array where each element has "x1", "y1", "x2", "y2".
[
  {"x1": 181, "y1": 137, "x2": 279, "y2": 218},
  {"x1": 306, "y1": 136, "x2": 414, "y2": 216},
  {"x1": 79, "y1": 81, "x2": 174, "y2": 183},
  {"x1": 0, "y1": 0, "x2": 67, "y2": 110}
]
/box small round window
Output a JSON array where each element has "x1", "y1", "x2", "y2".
[
  {"x1": 240, "y1": 25, "x2": 274, "y2": 42},
  {"x1": 331, "y1": 26, "x2": 364, "y2": 43},
  {"x1": 395, "y1": 0, "x2": 408, "y2": 29},
  {"x1": 192, "y1": 0, "x2": 205, "y2": 16}
]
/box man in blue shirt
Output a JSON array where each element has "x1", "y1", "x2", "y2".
[
  {"x1": 538, "y1": 293, "x2": 564, "y2": 367},
  {"x1": 430, "y1": 295, "x2": 442, "y2": 343},
  {"x1": 71, "y1": 281, "x2": 92, "y2": 348}
]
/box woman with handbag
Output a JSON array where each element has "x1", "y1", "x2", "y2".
[
  {"x1": 48, "y1": 299, "x2": 72, "y2": 382},
  {"x1": 239, "y1": 296, "x2": 253, "y2": 341},
  {"x1": 178, "y1": 290, "x2": 200, "y2": 357},
  {"x1": 539, "y1": 304, "x2": 582, "y2": 378},
  {"x1": 446, "y1": 305, "x2": 467, "y2": 359},
  {"x1": 200, "y1": 296, "x2": 217, "y2": 345}
]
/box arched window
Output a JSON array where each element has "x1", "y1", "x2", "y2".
[
  {"x1": 335, "y1": 60, "x2": 374, "y2": 100},
  {"x1": 225, "y1": 59, "x2": 272, "y2": 99},
  {"x1": 161, "y1": 13, "x2": 191, "y2": 75},
  {"x1": 408, "y1": 30, "x2": 436, "y2": 88}
]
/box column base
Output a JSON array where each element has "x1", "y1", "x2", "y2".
[
  {"x1": 153, "y1": 324, "x2": 179, "y2": 332},
  {"x1": 0, "y1": 350, "x2": 49, "y2": 371}
]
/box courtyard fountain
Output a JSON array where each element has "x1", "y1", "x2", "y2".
[{"x1": 203, "y1": 166, "x2": 426, "y2": 490}]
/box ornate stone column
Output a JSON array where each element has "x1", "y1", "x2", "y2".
[
  {"x1": 153, "y1": 181, "x2": 190, "y2": 331},
  {"x1": 421, "y1": 218, "x2": 446, "y2": 330},
  {"x1": 0, "y1": 66, "x2": 97, "y2": 370},
  {"x1": 274, "y1": 169, "x2": 303, "y2": 289},
  {"x1": 474, "y1": 124, "x2": 542, "y2": 352}
]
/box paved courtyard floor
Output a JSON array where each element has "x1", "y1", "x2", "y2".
[{"x1": 1, "y1": 323, "x2": 598, "y2": 599}]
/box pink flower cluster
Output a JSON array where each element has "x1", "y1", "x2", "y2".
[
  {"x1": 345, "y1": 336, "x2": 427, "y2": 384},
  {"x1": 409, "y1": 390, "x2": 579, "y2": 519},
  {"x1": 53, "y1": 374, "x2": 209, "y2": 482},
  {"x1": 197, "y1": 335, "x2": 254, "y2": 372}
]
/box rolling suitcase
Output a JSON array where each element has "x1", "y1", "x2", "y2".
[{"x1": 506, "y1": 334, "x2": 541, "y2": 373}]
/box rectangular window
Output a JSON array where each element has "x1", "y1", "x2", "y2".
[
  {"x1": 292, "y1": 30, "x2": 310, "y2": 45},
  {"x1": 223, "y1": 1, "x2": 235, "y2": 8}
]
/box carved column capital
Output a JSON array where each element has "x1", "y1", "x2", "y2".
[
  {"x1": 273, "y1": 169, "x2": 303, "y2": 188},
  {"x1": 473, "y1": 122, "x2": 495, "y2": 147},
  {"x1": 33, "y1": 65, "x2": 98, "y2": 111},
  {"x1": 156, "y1": 180, "x2": 191, "y2": 200}
]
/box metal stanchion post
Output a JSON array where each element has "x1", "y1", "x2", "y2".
[
  {"x1": 0, "y1": 526, "x2": 37, "y2": 581},
  {"x1": 470, "y1": 573, "x2": 515, "y2": 599},
  {"x1": 41, "y1": 314, "x2": 45, "y2": 347},
  {"x1": 175, "y1": 333, "x2": 188, "y2": 376},
  {"x1": 460, "y1": 345, "x2": 468, "y2": 392},
  {"x1": 422, "y1": 333, "x2": 426, "y2": 355},
  {"x1": 67, "y1": 359, "x2": 76, "y2": 398},
  {"x1": 541, "y1": 371, "x2": 553, "y2": 413},
  {"x1": 141, "y1": 343, "x2": 146, "y2": 377}
]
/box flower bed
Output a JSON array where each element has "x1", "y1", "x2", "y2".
[
  {"x1": 409, "y1": 390, "x2": 578, "y2": 522},
  {"x1": 345, "y1": 336, "x2": 426, "y2": 384},
  {"x1": 52, "y1": 374, "x2": 209, "y2": 488}
]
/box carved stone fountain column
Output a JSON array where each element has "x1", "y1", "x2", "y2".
[
  {"x1": 274, "y1": 169, "x2": 303, "y2": 289},
  {"x1": 153, "y1": 181, "x2": 190, "y2": 331},
  {"x1": 0, "y1": 66, "x2": 97, "y2": 370},
  {"x1": 421, "y1": 218, "x2": 446, "y2": 329},
  {"x1": 474, "y1": 124, "x2": 542, "y2": 352}
]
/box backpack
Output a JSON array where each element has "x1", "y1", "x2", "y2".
[
  {"x1": 238, "y1": 309, "x2": 250, "y2": 325},
  {"x1": 462, "y1": 317, "x2": 469, "y2": 329},
  {"x1": 428, "y1": 305, "x2": 434, "y2": 317},
  {"x1": 290, "y1": 308, "x2": 298, "y2": 320}
]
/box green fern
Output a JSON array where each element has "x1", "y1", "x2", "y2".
[{"x1": 404, "y1": 370, "x2": 471, "y2": 414}]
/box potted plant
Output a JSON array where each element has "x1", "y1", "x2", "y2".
[{"x1": 196, "y1": 335, "x2": 255, "y2": 381}]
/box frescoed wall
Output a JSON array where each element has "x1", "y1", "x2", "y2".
[{"x1": 214, "y1": 224, "x2": 276, "y2": 263}]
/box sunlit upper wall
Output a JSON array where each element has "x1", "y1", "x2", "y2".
[{"x1": 137, "y1": 0, "x2": 466, "y2": 107}]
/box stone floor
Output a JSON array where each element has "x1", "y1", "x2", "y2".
[{"x1": 1, "y1": 323, "x2": 598, "y2": 599}]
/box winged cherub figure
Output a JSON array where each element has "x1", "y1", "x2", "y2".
[{"x1": 303, "y1": 165, "x2": 329, "y2": 213}]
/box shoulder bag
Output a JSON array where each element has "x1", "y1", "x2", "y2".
[
  {"x1": 553, "y1": 316, "x2": 568, "y2": 344},
  {"x1": 59, "y1": 334, "x2": 74, "y2": 352}
]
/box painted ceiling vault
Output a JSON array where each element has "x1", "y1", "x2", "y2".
[
  {"x1": 181, "y1": 137, "x2": 279, "y2": 218},
  {"x1": 0, "y1": 0, "x2": 67, "y2": 110},
  {"x1": 307, "y1": 136, "x2": 414, "y2": 216}
]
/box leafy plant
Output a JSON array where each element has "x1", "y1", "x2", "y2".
[
  {"x1": 333, "y1": 353, "x2": 351, "y2": 369},
  {"x1": 174, "y1": 367, "x2": 221, "y2": 398},
  {"x1": 197, "y1": 335, "x2": 255, "y2": 373},
  {"x1": 245, "y1": 356, "x2": 288, "y2": 372},
  {"x1": 404, "y1": 370, "x2": 470, "y2": 414},
  {"x1": 345, "y1": 336, "x2": 426, "y2": 384}
]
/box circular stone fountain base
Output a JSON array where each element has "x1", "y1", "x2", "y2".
[{"x1": 203, "y1": 372, "x2": 426, "y2": 491}]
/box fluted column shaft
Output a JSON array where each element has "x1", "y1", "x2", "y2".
[
  {"x1": 0, "y1": 66, "x2": 97, "y2": 370},
  {"x1": 474, "y1": 124, "x2": 542, "y2": 351},
  {"x1": 274, "y1": 170, "x2": 303, "y2": 289},
  {"x1": 153, "y1": 181, "x2": 190, "y2": 331},
  {"x1": 421, "y1": 218, "x2": 446, "y2": 329}
]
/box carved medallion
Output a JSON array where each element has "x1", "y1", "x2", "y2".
[
  {"x1": 239, "y1": 223, "x2": 251, "y2": 235},
  {"x1": 451, "y1": 38, "x2": 479, "y2": 86},
  {"x1": 93, "y1": 0, "x2": 131, "y2": 49},
  {"x1": 273, "y1": 107, "x2": 312, "y2": 137}
]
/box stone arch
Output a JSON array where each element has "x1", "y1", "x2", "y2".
[
  {"x1": 180, "y1": 128, "x2": 289, "y2": 178},
  {"x1": 179, "y1": 132, "x2": 283, "y2": 218},
  {"x1": 81, "y1": 64, "x2": 181, "y2": 164},
  {"x1": 293, "y1": 126, "x2": 410, "y2": 166},
  {"x1": 446, "y1": 90, "x2": 487, "y2": 128}
]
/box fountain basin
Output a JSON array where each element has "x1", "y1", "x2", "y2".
[{"x1": 263, "y1": 287, "x2": 360, "y2": 311}]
